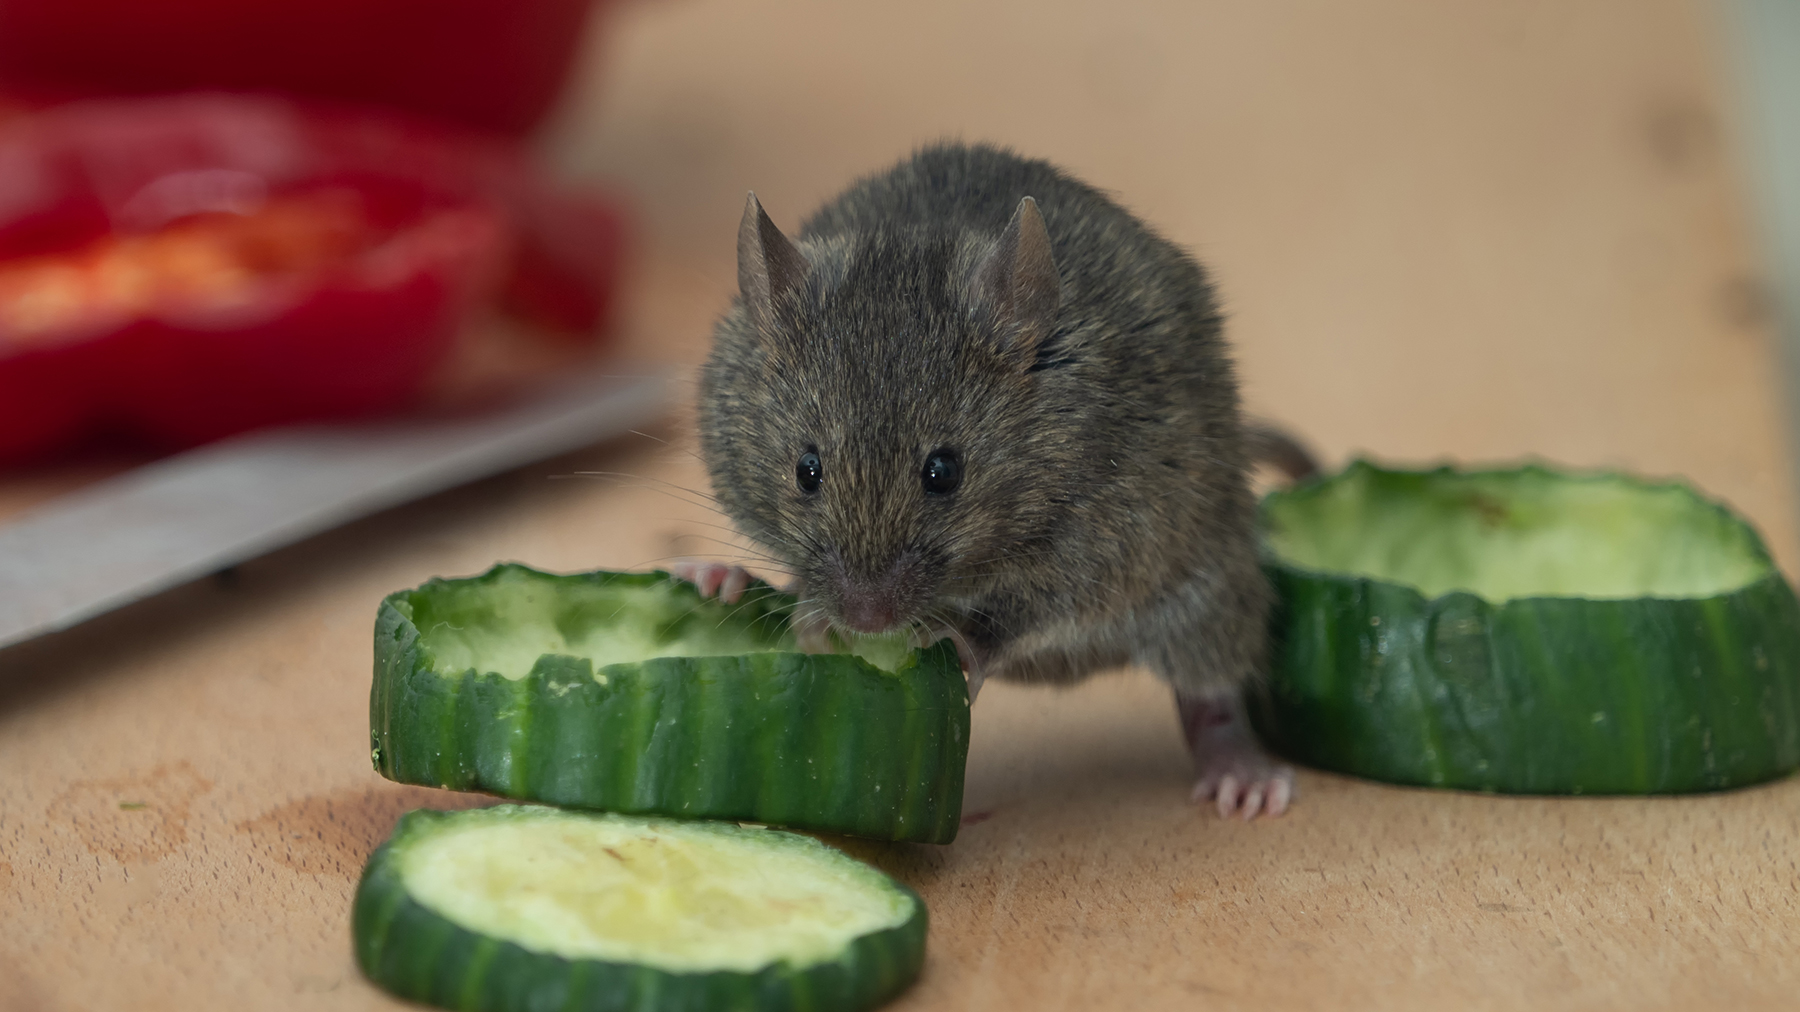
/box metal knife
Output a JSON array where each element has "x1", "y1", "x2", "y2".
[{"x1": 0, "y1": 370, "x2": 668, "y2": 651}]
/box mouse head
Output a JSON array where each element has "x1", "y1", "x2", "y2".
[{"x1": 699, "y1": 191, "x2": 1067, "y2": 637}]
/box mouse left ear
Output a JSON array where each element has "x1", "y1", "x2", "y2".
[{"x1": 970, "y1": 196, "x2": 1061, "y2": 363}]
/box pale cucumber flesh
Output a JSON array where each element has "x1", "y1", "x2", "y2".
[
  {"x1": 406, "y1": 567, "x2": 916, "y2": 679},
  {"x1": 1263, "y1": 462, "x2": 1771, "y2": 602},
  {"x1": 396, "y1": 806, "x2": 916, "y2": 974}
]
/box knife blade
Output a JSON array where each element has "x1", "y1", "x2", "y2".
[{"x1": 0, "y1": 370, "x2": 668, "y2": 651}]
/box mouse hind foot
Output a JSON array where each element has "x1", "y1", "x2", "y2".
[{"x1": 1177, "y1": 689, "x2": 1295, "y2": 820}]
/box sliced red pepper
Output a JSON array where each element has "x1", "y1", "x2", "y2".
[
  {"x1": 0, "y1": 0, "x2": 602, "y2": 136},
  {"x1": 0, "y1": 94, "x2": 626, "y2": 463}
]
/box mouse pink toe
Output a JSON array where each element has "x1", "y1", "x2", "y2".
[
  {"x1": 1210, "y1": 774, "x2": 1241, "y2": 819},
  {"x1": 1266, "y1": 776, "x2": 1294, "y2": 818},
  {"x1": 718, "y1": 566, "x2": 751, "y2": 603}
]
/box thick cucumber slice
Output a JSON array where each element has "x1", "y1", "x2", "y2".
[
  {"x1": 371, "y1": 565, "x2": 969, "y2": 843},
  {"x1": 1253, "y1": 461, "x2": 1800, "y2": 794},
  {"x1": 354, "y1": 806, "x2": 927, "y2": 1012}
]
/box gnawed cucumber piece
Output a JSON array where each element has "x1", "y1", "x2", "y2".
[
  {"x1": 371, "y1": 565, "x2": 969, "y2": 843},
  {"x1": 353, "y1": 806, "x2": 926, "y2": 1012},
  {"x1": 1254, "y1": 461, "x2": 1800, "y2": 794}
]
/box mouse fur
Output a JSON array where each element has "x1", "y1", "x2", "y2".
[{"x1": 696, "y1": 142, "x2": 1291, "y2": 816}]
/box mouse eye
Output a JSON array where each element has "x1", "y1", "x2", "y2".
[
  {"x1": 921, "y1": 448, "x2": 961, "y2": 496},
  {"x1": 796, "y1": 449, "x2": 823, "y2": 493}
]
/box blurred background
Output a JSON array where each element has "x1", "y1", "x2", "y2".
[
  {"x1": 541, "y1": 0, "x2": 1800, "y2": 561},
  {"x1": 0, "y1": 0, "x2": 1794, "y2": 560},
  {"x1": 556, "y1": 0, "x2": 1800, "y2": 564}
]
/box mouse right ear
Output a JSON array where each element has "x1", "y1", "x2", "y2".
[{"x1": 738, "y1": 192, "x2": 809, "y2": 329}]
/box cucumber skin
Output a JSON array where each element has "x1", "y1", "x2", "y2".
[
  {"x1": 352, "y1": 809, "x2": 928, "y2": 1012},
  {"x1": 370, "y1": 567, "x2": 970, "y2": 844},
  {"x1": 1252, "y1": 564, "x2": 1800, "y2": 794}
]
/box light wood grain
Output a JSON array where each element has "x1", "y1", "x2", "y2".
[{"x1": 4, "y1": 1, "x2": 1797, "y2": 1009}]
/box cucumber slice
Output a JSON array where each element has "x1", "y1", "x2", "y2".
[
  {"x1": 371, "y1": 565, "x2": 969, "y2": 843},
  {"x1": 353, "y1": 806, "x2": 926, "y2": 1012},
  {"x1": 1253, "y1": 461, "x2": 1800, "y2": 794}
]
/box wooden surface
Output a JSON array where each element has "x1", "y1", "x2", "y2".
[{"x1": 4, "y1": 1, "x2": 1798, "y2": 1009}]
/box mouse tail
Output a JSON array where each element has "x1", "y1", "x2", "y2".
[{"x1": 1243, "y1": 421, "x2": 1320, "y2": 484}]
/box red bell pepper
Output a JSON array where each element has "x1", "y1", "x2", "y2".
[
  {"x1": 0, "y1": 94, "x2": 626, "y2": 463},
  {"x1": 0, "y1": 0, "x2": 601, "y2": 136}
]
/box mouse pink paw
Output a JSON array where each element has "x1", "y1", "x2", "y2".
[
  {"x1": 666, "y1": 560, "x2": 754, "y2": 604},
  {"x1": 1177, "y1": 690, "x2": 1296, "y2": 821},
  {"x1": 1191, "y1": 755, "x2": 1295, "y2": 821}
]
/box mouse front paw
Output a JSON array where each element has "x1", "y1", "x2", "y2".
[{"x1": 666, "y1": 560, "x2": 755, "y2": 603}]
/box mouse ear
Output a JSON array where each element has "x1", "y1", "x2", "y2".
[
  {"x1": 738, "y1": 192, "x2": 810, "y2": 329},
  {"x1": 970, "y1": 196, "x2": 1061, "y2": 362}
]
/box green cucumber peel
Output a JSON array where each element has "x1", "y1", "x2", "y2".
[
  {"x1": 353, "y1": 806, "x2": 927, "y2": 1012},
  {"x1": 1254, "y1": 461, "x2": 1800, "y2": 794},
  {"x1": 371, "y1": 565, "x2": 970, "y2": 842}
]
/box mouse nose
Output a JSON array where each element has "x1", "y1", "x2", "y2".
[
  {"x1": 827, "y1": 551, "x2": 920, "y2": 635},
  {"x1": 839, "y1": 593, "x2": 898, "y2": 634}
]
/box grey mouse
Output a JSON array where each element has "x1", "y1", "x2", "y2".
[{"x1": 677, "y1": 142, "x2": 1310, "y2": 819}]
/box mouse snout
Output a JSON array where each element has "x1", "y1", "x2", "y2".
[
  {"x1": 825, "y1": 550, "x2": 924, "y2": 635},
  {"x1": 838, "y1": 592, "x2": 898, "y2": 635}
]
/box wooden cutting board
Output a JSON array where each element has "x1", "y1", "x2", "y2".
[{"x1": 5, "y1": 1, "x2": 1798, "y2": 1009}]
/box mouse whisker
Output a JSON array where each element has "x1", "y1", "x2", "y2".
[
  {"x1": 556, "y1": 470, "x2": 725, "y2": 510},
  {"x1": 660, "y1": 534, "x2": 790, "y2": 570},
  {"x1": 557, "y1": 482, "x2": 728, "y2": 523},
  {"x1": 634, "y1": 551, "x2": 787, "y2": 576},
  {"x1": 559, "y1": 470, "x2": 724, "y2": 506}
]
